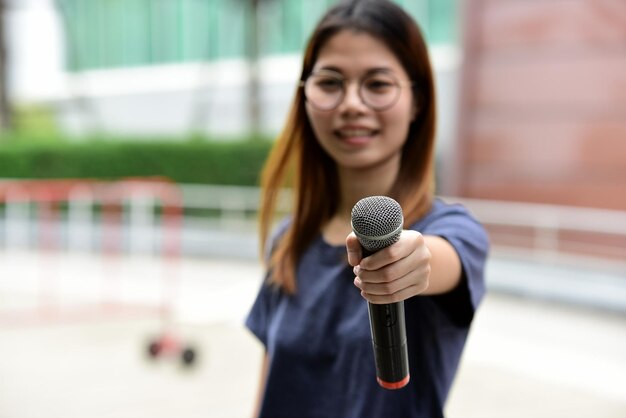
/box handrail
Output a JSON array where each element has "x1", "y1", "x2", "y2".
[
  {"x1": 173, "y1": 185, "x2": 626, "y2": 267},
  {"x1": 2, "y1": 181, "x2": 622, "y2": 314},
  {"x1": 443, "y1": 196, "x2": 626, "y2": 236},
  {"x1": 1, "y1": 181, "x2": 625, "y2": 264},
  {"x1": 175, "y1": 184, "x2": 626, "y2": 238}
]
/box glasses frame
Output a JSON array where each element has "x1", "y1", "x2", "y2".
[{"x1": 300, "y1": 69, "x2": 414, "y2": 111}]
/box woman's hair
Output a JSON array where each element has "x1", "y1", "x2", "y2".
[{"x1": 259, "y1": 0, "x2": 437, "y2": 293}]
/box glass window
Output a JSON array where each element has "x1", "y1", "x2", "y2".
[{"x1": 58, "y1": 0, "x2": 458, "y2": 72}]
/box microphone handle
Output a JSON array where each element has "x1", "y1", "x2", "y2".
[
  {"x1": 362, "y1": 249, "x2": 410, "y2": 390},
  {"x1": 367, "y1": 301, "x2": 410, "y2": 389}
]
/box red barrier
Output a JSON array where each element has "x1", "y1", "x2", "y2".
[{"x1": 0, "y1": 178, "x2": 196, "y2": 365}]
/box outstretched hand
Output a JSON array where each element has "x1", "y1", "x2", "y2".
[{"x1": 346, "y1": 230, "x2": 431, "y2": 304}]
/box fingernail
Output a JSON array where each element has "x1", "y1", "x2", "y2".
[{"x1": 353, "y1": 265, "x2": 360, "y2": 275}]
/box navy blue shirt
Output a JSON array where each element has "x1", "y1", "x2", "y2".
[{"x1": 246, "y1": 199, "x2": 489, "y2": 418}]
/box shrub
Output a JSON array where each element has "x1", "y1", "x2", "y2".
[{"x1": 0, "y1": 136, "x2": 273, "y2": 185}]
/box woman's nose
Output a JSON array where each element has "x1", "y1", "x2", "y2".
[{"x1": 339, "y1": 81, "x2": 367, "y2": 112}]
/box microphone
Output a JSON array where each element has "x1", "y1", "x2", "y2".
[{"x1": 351, "y1": 196, "x2": 410, "y2": 390}]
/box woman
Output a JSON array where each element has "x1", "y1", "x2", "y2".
[{"x1": 246, "y1": 0, "x2": 489, "y2": 417}]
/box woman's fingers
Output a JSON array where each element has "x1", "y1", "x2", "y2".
[
  {"x1": 352, "y1": 230, "x2": 431, "y2": 303},
  {"x1": 345, "y1": 232, "x2": 363, "y2": 267},
  {"x1": 354, "y1": 264, "x2": 430, "y2": 300}
]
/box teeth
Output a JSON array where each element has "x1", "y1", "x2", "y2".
[{"x1": 339, "y1": 129, "x2": 373, "y2": 137}]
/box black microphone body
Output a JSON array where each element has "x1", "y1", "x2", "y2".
[{"x1": 351, "y1": 196, "x2": 410, "y2": 390}]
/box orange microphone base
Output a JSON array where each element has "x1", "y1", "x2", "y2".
[{"x1": 377, "y1": 374, "x2": 410, "y2": 390}]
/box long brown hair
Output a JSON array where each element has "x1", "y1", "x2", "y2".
[{"x1": 259, "y1": 0, "x2": 437, "y2": 293}]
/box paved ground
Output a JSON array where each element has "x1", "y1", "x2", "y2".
[{"x1": 0, "y1": 251, "x2": 625, "y2": 417}]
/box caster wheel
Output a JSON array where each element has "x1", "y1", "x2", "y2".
[
  {"x1": 147, "y1": 341, "x2": 161, "y2": 358},
  {"x1": 181, "y1": 347, "x2": 196, "y2": 366}
]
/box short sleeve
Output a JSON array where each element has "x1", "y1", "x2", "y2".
[
  {"x1": 245, "y1": 276, "x2": 281, "y2": 346},
  {"x1": 418, "y1": 201, "x2": 490, "y2": 326},
  {"x1": 245, "y1": 217, "x2": 290, "y2": 346}
]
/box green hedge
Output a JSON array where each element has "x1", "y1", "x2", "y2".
[{"x1": 0, "y1": 138, "x2": 273, "y2": 186}]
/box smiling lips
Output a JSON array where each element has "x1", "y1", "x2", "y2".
[{"x1": 335, "y1": 128, "x2": 379, "y2": 144}]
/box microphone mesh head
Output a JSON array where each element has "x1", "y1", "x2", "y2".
[{"x1": 351, "y1": 196, "x2": 403, "y2": 252}]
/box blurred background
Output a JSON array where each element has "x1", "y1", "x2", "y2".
[{"x1": 0, "y1": 0, "x2": 624, "y2": 417}]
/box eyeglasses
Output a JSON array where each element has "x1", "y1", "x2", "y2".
[{"x1": 301, "y1": 69, "x2": 412, "y2": 111}]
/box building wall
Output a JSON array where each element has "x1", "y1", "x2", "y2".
[
  {"x1": 453, "y1": 0, "x2": 626, "y2": 210},
  {"x1": 8, "y1": 0, "x2": 461, "y2": 138},
  {"x1": 55, "y1": 0, "x2": 459, "y2": 72}
]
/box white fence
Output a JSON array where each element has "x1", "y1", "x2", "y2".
[
  {"x1": 1, "y1": 180, "x2": 625, "y2": 262},
  {"x1": 1, "y1": 180, "x2": 625, "y2": 312}
]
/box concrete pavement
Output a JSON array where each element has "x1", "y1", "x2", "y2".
[{"x1": 0, "y1": 251, "x2": 625, "y2": 417}]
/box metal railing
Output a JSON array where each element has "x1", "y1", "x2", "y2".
[
  {"x1": 446, "y1": 196, "x2": 626, "y2": 267},
  {"x1": 1, "y1": 180, "x2": 625, "y2": 312},
  {"x1": 1, "y1": 181, "x2": 625, "y2": 266}
]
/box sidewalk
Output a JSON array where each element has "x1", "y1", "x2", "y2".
[{"x1": 0, "y1": 252, "x2": 624, "y2": 417}]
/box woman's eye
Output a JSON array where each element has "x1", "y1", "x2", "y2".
[
  {"x1": 365, "y1": 79, "x2": 394, "y2": 91},
  {"x1": 316, "y1": 78, "x2": 343, "y2": 90}
]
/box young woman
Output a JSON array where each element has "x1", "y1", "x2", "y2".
[{"x1": 246, "y1": 1, "x2": 489, "y2": 417}]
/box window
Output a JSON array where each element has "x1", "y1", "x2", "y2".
[{"x1": 58, "y1": 0, "x2": 458, "y2": 72}]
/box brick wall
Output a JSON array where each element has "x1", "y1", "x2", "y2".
[{"x1": 452, "y1": 0, "x2": 626, "y2": 210}]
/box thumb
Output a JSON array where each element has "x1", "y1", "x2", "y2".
[{"x1": 346, "y1": 232, "x2": 363, "y2": 267}]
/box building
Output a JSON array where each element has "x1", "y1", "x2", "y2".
[
  {"x1": 452, "y1": 0, "x2": 626, "y2": 211},
  {"x1": 8, "y1": 0, "x2": 461, "y2": 144},
  {"x1": 9, "y1": 0, "x2": 625, "y2": 212}
]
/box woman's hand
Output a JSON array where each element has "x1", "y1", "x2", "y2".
[{"x1": 346, "y1": 230, "x2": 431, "y2": 304}]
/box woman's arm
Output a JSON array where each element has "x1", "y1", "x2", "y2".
[{"x1": 421, "y1": 235, "x2": 462, "y2": 294}]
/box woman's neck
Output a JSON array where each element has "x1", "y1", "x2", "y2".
[
  {"x1": 321, "y1": 156, "x2": 400, "y2": 246},
  {"x1": 335, "y1": 157, "x2": 401, "y2": 219}
]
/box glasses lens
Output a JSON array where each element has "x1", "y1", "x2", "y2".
[
  {"x1": 360, "y1": 73, "x2": 401, "y2": 110},
  {"x1": 304, "y1": 73, "x2": 343, "y2": 110},
  {"x1": 304, "y1": 71, "x2": 404, "y2": 110}
]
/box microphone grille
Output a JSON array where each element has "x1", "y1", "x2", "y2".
[{"x1": 351, "y1": 196, "x2": 403, "y2": 252}]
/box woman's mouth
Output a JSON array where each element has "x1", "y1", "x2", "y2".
[{"x1": 334, "y1": 128, "x2": 379, "y2": 144}]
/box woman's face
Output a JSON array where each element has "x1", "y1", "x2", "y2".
[{"x1": 305, "y1": 30, "x2": 417, "y2": 173}]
